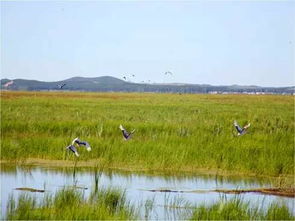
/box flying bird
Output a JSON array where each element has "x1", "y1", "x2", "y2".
[
  {"x1": 3, "y1": 80, "x2": 14, "y2": 88},
  {"x1": 72, "y1": 137, "x2": 91, "y2": 151},
  {"x1": 123, "y1": 76, "x2": 127, "y2": 80},
  {"x1": 234, "y1": 121, "x2": 251, "y2": 136},
  {"x1": 119, "y1": 125, "x2": 135, "y2": 140},
  {"x1": 57, "y1": 83, "x2": 66, "y2": 89},
  {"x1": 66, "y1": 144, "x2": 79, "y2": 157}
]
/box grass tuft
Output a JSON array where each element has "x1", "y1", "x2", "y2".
[
  {"x1": 190, "y1": 196, "x2": 294, "y2": 220},
  {"x1": 7, "y1": 187, "x2": 137, "y2": 220}
]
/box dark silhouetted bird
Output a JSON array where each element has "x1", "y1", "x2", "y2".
[{"x1": 57, "y1": 83, "x2": 66, "y2": 89}]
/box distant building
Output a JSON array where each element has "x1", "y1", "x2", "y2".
[{"x1": 208, "y1": 91, "x2": 218, "y2": 94}]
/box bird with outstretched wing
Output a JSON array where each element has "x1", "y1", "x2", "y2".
[
  {"x1": 119, "y1": 125, "x2": 135, "y2": 140},
  {"x1": 72, "y1": 137, "x2": 91, "y2": 151},
  {"x1": 234, "y1": 120, "x2": 251, "y2": 136}
]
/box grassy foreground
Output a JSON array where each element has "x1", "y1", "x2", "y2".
[
  {"x1": 1, "y1": 91, "x2": 294, "y2": 177},
  {"x1": 7, "y1": 188, "x2": 136, "y2": 220},
  {"x1": 6, "y1": 188, "x2": 294, "y2": 220},
  {"x1": 190, "y1": 197, "x2": 294, "y2": 220}
]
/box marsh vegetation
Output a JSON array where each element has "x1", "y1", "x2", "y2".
[
  {"x1": 7, "y1": 188, "x2": 136, "y2": 220},
  {"x1": 190, "y1": 197, "x2": 294, "y2": 220},
  {"x1": 6, "y1": 188, "x2": 294, "y2": 220},
  {"x1": 1, "y1": 91, "x2": 294, "y2": 178}
]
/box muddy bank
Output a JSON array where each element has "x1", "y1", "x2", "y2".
[
  {"x1": 15, "y1": 187, "x2": 45, "y2": 193},
  {"x1": 147, "y1": 188, "x2": 295, "y2": 198},
  {"x1": 214, "y1": 187, "x2": 295, "y2": 198}
]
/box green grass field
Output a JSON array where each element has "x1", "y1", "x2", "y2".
[{"x1": 1, "y1": 91, "x2": 294, "y2": 177}]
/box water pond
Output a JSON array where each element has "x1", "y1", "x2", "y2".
[{"x1": 1, "y1": 165, "x2": 294, "y2": 219}]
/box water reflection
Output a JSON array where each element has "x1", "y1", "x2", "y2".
[{"x1": 1, "y1": 164, "x2": 294, "y2": 219}]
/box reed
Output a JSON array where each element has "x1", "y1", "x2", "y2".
[
  {"x1": 6, "y1": 187, "x2": 137, "y2": 220},
  {"x1": 1, "y1": 91, "x2": 294, "y2": 177},
  {"x1": 6, "y1": 188, "x2": 294, "y2": 220},
  {"x1": 190, "y1": 196, "x2": 294, "y2": 220}
]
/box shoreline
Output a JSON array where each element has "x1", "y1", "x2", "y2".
[{"x1": 1, "y1": 158, "x2": 293, "y2": 181}]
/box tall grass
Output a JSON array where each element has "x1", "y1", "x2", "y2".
[
  {"x1": 6, "y1": 187, "x2": 137, "y2": 220},
  {"x1": 190, "y1": 196, "x2": 294, "y2": 220},
  {"x1": 6, "y1": 188, "x2": 294, "y2": 220},
  {"x1": 1, "y1": 91, "x2": 294, "y2": 177}
]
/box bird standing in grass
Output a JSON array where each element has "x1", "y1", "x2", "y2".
[
  {"x1": 119, "y1": 125, "x2": 135, "y2": 140},
  {"x1": 234, "y1": 121, "x2": 251, "y2": 136}
]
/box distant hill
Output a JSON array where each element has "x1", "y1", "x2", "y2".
[
  {"x1": 1, "y1": 76, "x2": 294, "y2": 94},
  {"x1": 64, "y1": 76, "x2": 126, "y2": 85}
]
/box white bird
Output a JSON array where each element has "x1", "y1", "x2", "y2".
[
  {"x1": 66, "y1": 144, "x2": 79, "y2": 157},
  {"x1": 119, "y1": 125, "x2": 135, "y2": 140},
  {"x1": 3, "y1": 80, "x2": 14, "y2": 88},
  {"x1": 72, "y1": 137, "x2": 91, "y2": 151},
  {"x1": 234, "y1": 120, "x2": 251, "y2": 136}
]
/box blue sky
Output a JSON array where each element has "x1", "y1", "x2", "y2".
[{"x1": 1, "y1": 1, "x2": 294, "y2": 86}]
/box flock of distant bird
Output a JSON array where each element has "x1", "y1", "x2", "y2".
[
  {"x1": 122, "y1": 71, "x2": 173, "y2": 83},
  {"x1": 56, "y1": 71, "x2": 173, "y2": 90},
  {"x1": 66, "y1": 121, "x2": 250, "y2": 157}
]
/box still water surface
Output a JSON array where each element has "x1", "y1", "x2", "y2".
[{"x1": 1, "y1": 165, "x2": 294, "y2": 219}]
